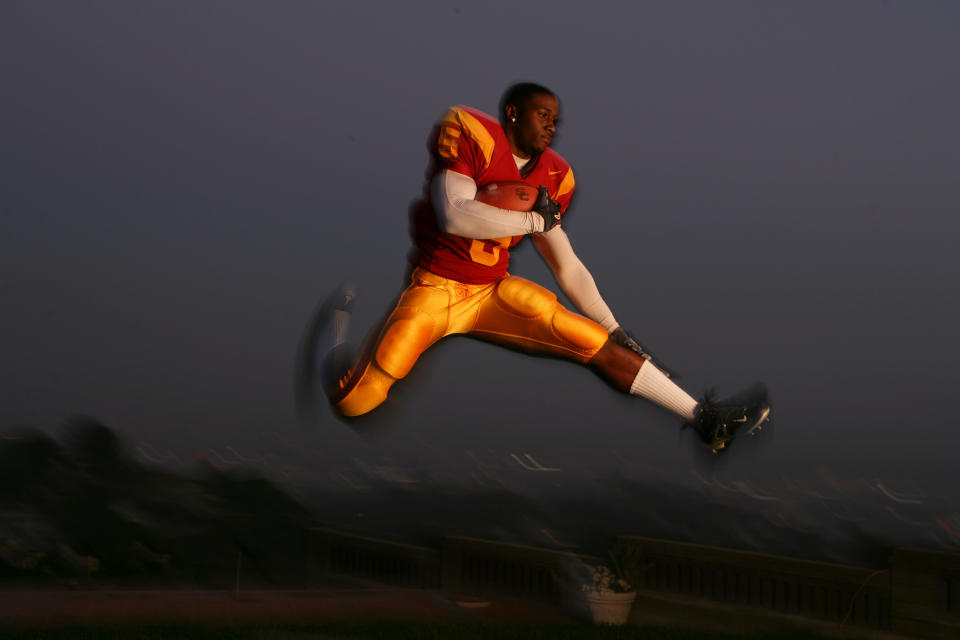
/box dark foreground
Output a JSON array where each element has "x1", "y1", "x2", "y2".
[
  {"x1": 0, "y1": 622, "x2": 872, "y2": 640},
  {"x1": 0, "y1": 587, "x2": 896, "y2": 640}
]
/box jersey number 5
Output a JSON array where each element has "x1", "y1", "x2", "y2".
[{"x1": 469, "y1": 237, "x2": 511, "y2": 266}]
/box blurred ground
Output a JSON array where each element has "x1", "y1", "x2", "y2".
[{"x1": 0, "y1": 585, "x2": 914, "y2": 639}]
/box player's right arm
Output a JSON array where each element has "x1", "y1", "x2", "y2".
[
  {"x1": 432, "y1": 169, "x2": 545, "y2": 239},
  {"x1": 432, "y1": 106, "x2": 545, "y2": 240}
]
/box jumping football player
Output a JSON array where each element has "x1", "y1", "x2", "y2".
[{"x1": 303, "y1": 82, "x2": 770, "y2": 453}]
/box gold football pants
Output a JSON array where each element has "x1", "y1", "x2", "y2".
[{"x1": 332, "y1": 267, "x2": 610, "y2": 416}]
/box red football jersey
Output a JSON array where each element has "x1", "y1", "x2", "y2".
[{"x1": 409, "y1": 105, "x2": 575, "y2": 284}]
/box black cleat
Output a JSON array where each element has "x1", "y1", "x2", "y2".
[{"x1": 688, "y1": 384, "x2": 771, "y2": 454}]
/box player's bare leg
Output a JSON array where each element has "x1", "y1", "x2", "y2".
[
  {"x1": 588, "y1": 341, "x2": 696, "y2": 415},
  {"x1": 588, "y1": 340, "x2": 771, "y2": 453}
]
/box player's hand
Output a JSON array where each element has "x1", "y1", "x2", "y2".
[
  {"x1": 532, "y1": 185, "x2": 561, "y2": 232},
  {"x1": 610, "y1": 327, "x2": 650, "y2": 360},
  {"x1": 609, "y1": 327, "x2": 678, "y2": 378}
]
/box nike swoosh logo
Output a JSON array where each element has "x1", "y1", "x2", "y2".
[{"x1": 548, "y1": 170, "x2": 563, "y2": 176}]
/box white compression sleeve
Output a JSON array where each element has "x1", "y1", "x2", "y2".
[
  {"x1": 531, "y1": 227, "x2": 619, "y2": 332},
  {"x1": 431, "y1": 169, "x2": 544, "y2": 239}
]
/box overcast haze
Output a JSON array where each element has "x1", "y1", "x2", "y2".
[{"x1": 2, "y1": 1, "x2": 959, "y2": 498}]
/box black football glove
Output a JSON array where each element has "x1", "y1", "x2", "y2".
[
  {"x1": 610, "y1": 327, "x2": 677, "y2": 378},
  {"x1": 610, "y1": 327, "x2": 649, "y2": 359},
  {"x1": 532, "y1": 185, "x2": 562, "y2": 232}
]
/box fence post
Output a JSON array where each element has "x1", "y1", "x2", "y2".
[
  {"x1": 890, "y1": 548, "x2": 960, "y2": 639},
  {"x1": 441, "y1": 537, "x2": 462, "y2": 594}
]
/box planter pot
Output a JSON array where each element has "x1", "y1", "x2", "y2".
[{"x1": 585, "y1": 590, "x2": 636, "y2": 626}]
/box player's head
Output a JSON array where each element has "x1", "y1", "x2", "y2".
[{"x1": 500, "y1": 82, "x2": 560, "y2": 158}]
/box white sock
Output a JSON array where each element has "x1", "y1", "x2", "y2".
[{"x1": 629, "y1": 361, "x2": 698, "y2": 421}]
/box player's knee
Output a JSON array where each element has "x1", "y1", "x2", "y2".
[
  {"x1": 552, "y1": 308, "x2": 609, "y2": 352},
  {"x1": 334, "y1": 364, "x2": 394, "y2": 417},
  {"x1": 493, "y1": 277, "x2": 557, "y2": 318},
  {"x1": 375, "y1": 308, "x2": 436, "y2": 379}
]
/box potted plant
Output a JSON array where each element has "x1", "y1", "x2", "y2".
[{"x1": 580, "y1": 544, "x2": 651, "y2": 626}]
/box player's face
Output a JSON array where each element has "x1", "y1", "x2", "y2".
[{"x1": 511, "y1": 93, "x2": 559, "y2": 158}]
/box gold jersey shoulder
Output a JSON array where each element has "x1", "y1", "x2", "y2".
[{"x1": 436, "y1": 107, "x2": 496, "y2": 171}]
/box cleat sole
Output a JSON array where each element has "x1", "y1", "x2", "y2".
[{"x1": 745, "y1": 407, "x2": 771, "y2": 436}]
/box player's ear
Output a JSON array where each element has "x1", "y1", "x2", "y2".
[{"x1": 504, "y1": 104, "x2": 519, "y2": 126}]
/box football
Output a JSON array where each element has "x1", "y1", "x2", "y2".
[{"x1": 475, "y1": 181, "x2": 538, "y2": 211}]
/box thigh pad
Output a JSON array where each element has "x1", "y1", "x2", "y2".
[
  {"x1": 375, "y1": 307, "x2": 436, "y2": 379},
  {"x1": 492, "y1": 277, "x2": 608, "y2": 354},
  {"x1": 493, "y1": 277, "x2": 557, "y2": 318}
]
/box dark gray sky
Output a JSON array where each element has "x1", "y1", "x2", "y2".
[{"x1": 2, "y1": 1, "x2": 959, "y2": 483}]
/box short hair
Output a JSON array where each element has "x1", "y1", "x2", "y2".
[{"x1": 499, "y1": 82, "x2": 557, "y2": 123}]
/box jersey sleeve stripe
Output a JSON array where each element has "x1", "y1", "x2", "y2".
[
  {"x1": 554, "y1": 167, "x2": 575, "y2": 200},
  {"x1": 447, "y1": 107, "x2": 495, "y2": 171}
]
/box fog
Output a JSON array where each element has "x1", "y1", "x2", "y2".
[{"x1": 2, "y1": 1, "x2": 958, "y2": 562}]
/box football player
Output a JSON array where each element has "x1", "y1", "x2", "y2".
[{"x1": 304, "y1": 82, "x2": 769, "y2": 453}]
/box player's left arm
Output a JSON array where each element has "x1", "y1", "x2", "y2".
[
  {"x1": 533, "y1": 227, "x2": 657, "y2": 361},
  {"x1": 531, "y1": 226, "x2": 619, "y2": 332}
]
